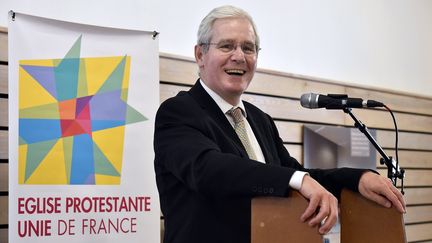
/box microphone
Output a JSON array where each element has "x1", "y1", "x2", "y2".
[{"x1": 300, "y1": 93, "x2": 384, "y2": 109}]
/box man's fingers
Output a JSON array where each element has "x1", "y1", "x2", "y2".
[
  {"x1": 308, "y1": 201, "x2": 329, "y2": 226},
  {"x1": 301, "y1": 194, "x2": 338, "y2": 235},
  {"x1": 359, "y1": 172, "x2": 407, "y2": 214},
  {"x1": 379, "y1": 179, "x2": 405, "y2": 213},
  {"x1": 318, "y1": 196, "x2": 338, "y2": 234},
  {"x1": 319, "y1": 214, "x2": 337, "y2": 234},
  {"x1": 298, "y1": 175, "x2": 338, "y2": 233},
  {"x1": 389, "y1": 185, "x2": 406, "y2": 213},
  {"x1": 301, "y1": 197, "x2": 319, "y2": 222},
  {"x1": 367, "y1": 191, "x2": 392, "y2": 208}
]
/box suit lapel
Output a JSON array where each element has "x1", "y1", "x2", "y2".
[
  {"x1": 244, "y1": 103, "x2": 273, "y2": 163},
  {"x1": 188, "y1": 81, "x2": 247, "y2": 156}
]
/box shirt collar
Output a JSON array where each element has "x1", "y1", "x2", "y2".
[{"x1": 200, "y1": 79, "x2": 247, "y2": 117}]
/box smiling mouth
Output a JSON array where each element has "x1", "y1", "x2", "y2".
[{"x1": 225, "y1": 69, "x2": 245, "y2": 76}]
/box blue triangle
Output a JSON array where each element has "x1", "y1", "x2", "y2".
[{"x1": 21, "y1": 65, "x2": 57, "y2": 99}]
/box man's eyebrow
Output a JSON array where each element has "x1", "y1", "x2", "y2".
[
  {"x1": 216, "y1": 39, "x2": 235, "y2": 43},
  {"x1": 216, "y1": 39, "x2": 255, "y2": 44}
]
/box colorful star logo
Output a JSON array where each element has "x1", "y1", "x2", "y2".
[{"x1": 18, "y1": 36, "x2": 147, "y2": 185}]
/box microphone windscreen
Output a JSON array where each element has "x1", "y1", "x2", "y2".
[{"x1": 300, "y1": 93, "x2": 319, "y2": 109}]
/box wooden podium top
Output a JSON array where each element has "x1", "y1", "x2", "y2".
[
  {"x1": 252, "y1": 189, "x2": 406, "y2": 243},
  {"x1": 252, "y1": 191, "x2": 322, "y2": 243},
  {"x1": 340, "y1": 189, "x2": 406, "y2": 243}
]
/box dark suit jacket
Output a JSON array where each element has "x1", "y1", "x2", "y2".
[{"x1": 154, "y1": 80, "x2": 366, "y2": 243}]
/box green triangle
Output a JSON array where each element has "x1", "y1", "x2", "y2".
[
  {"x1": 54, "y1": 57, "x2": 80, "y2": 101},
  {"x1": 96, "y1": 56, "x2": 126, "y2": 94},
  {"x1": 126, "y1": 104, "x2": 147, "y2": 124},
  {"x1": 93, "y1": 142, "x2": 120, "y2": 176},
  {"x1": 121, "y1": 88, "x2": 128, "y2": 102},
  {"x1": 19, "y1": 102, "x2": 60, "y2": 119},
  {"x1": 51, "y1": 36, "x2": 81, "y2": 102},
  {"x1": 52, "y1": 36, "x2": 82, "y2": 66},
  {"x1": 52, "y1": 58, "x2": 62, "y2": 66},
  {"x1": 77, "y1": 57, "x2": 88, "y2": 97},
  {"x1": 64, "y1": 35, "x2": 82, "y2": 59},
  {"x1": 19, "y1": 136, "x2": 27, "y2": 145},
  {"x1": 25, "y1": 139, "x2": 58, "y2": 182},
  {"x1": 62, "y1": 137, "x2": 73, "y2": 184}
]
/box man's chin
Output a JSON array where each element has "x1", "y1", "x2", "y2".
[{"x1": 227, "y1": 87, "x2": 248, "y2": 97}]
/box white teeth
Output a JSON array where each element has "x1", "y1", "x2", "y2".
[{"x1": 225, "y1": 69, "x2": 245, "y2": 75}]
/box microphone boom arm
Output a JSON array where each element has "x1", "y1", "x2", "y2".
[{"x1": 343, "y1": 107, "x2": 405, "y2": 193}]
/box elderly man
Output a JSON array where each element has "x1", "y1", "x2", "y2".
[{"x1": 154, "y1": 5, "x2": 405, "y2": 243}]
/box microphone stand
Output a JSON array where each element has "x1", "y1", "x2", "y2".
[{"x1": 343, "y1": 107, "x2": 405, "y2": 194}]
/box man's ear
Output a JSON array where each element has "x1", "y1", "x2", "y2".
[{"x1": 194, "y1": 45, "x2": 205, "y2": 68}]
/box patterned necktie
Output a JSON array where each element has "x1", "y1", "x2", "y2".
[{"x1": 228, "y1": 107, "x2": 257, "y2": 160}]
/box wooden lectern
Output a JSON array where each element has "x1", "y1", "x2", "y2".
[{"x1": 252, "y1": 189, "x2": 406, "y2": 243}]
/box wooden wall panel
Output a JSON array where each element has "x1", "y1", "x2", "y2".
[
  {"x1": 273, "y1": 122, "x2": 432, "y2": 166},
  {"x1": 377, "y1": 130, "x2": 432, "y2": 150},
  {"x1": 405, "y1": 223, "x2": 432, "y2": 242},
  {"x1": 404, "y1": 205, "x2": 432, "y2": 224},
  {"x1": 161, "y1": 83, "x2": 432, "y2": 149},
  {"x1": 0, "y1": 64, "x2": 7, "y2": 94},
  {"x1": 344, "y1": 109, "x2": 432, "y2": 133},
  {"x1": 403, "y1": 170, "x2": 432, "y2": 187},
  {"x1": 160, "y1": 54, "x2": 348, "y2": 99},
  {"x1": 160, "y1": 54, "x2": 432, "y2": 117},
  {"x1": 404, "y1": 188, "x2": 432, "y2": 205},
  {"x1": 0, "y1": 164, "x2": 7, "y2": 191},
  {"x1": 0, "y1": 98, "x2": 7, "y2": 127},
  {"x1": 160, "y1": 83, "x2": 347, "y2": 125},
  {"x1": 0, "y1": 228, "x2": 7, "y2": 243},
  {"x1": 242, "y1": 93, "x2": 346, "y2": 124},
  {"x1": 346, "y1": 87, "x2": 432, "y2": 116},
  {"x1": 0, "y1": 196, "x2": 7, "y2": 225},
  {"x1": 159, "y1": 54, "x2": 197, "y2": 85},
  {"x1": 274, "y1": 121, "x2": 303, "y2": 143},
  {"x1": 377, "y1": 169, "x2": 432, "y2": 187},
  {"x1": 283, "y1": 144, "x2": 303, "y2": 165},
  {"x1": 380, "y1": 150, "x2": 432, "y2": 169},
  {"x1": 0, "y1": 131, "x2": 7, "y2": 159},
  {"x1": 1, "y1": 28, "x2": 9, "y2": 243},
  {"x1": 159, "y1": 83, "x2": 189, "y2": 103},
  {"x1": 247, "y1": 70, "x2": 346, "y2": 99},
  {"x1": 0, "y1": 30, "x2": 7, "y2": 62}
]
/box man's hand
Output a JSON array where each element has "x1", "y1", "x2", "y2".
[
  {"x1": 358, "y1": 171, "x2": 406, "y2": 214},
  {"x1": 298, "y1": 175, "x2": 338, "y2": 234}
]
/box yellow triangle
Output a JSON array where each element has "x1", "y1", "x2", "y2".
[
  {"x1": 19, "y1": 61, "x2": 57, "y2": 109},
  {"x1": 92, "y1": 126, "x2": 125, "y2": 174},
  {"x1": 84, "y1": 56, "x2": 124, "y2": 95},
  {"x1": 20, "y1": 59, "x2": 55, "y2": 66},
  {"x1": 26, "y1": 139, "x2": 67, "y2": 184},
  {"x1": 18, "y1": 144, "x2": 28, "y2": 184},
  {"x1": 122, "y1": 56, "x2": 131, "y2": 91},
  {"x1": 95, "y1": 174, "x2": 120, "y2": 185}
]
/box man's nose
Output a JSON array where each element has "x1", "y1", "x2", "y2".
[{"x1": 231, "y1": 45, "x2": 246, "y2": 62}]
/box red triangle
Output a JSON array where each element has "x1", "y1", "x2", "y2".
[
  {"x1": 60, "y1": 119, "x2": 74, "y2": 136},
  {"x1": 76, "y1": 102, "x2": 91, "y2": 120},
  {"x1": 76, "y1": 119, "x2": 92, "y2": 135},
  {"x1": 61, "y1": 119, "x2": 86, "y2": 137}
]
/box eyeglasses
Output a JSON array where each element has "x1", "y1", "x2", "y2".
[{"x1": 201, "y1": 40, "x2": 260, "y2": 55}]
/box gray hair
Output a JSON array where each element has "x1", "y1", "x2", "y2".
[{"x1": 197, "y1": 5, "x2": 260, "y2": 53}]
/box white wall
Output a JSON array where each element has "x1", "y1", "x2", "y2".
[{"x1": 1, "y1": 0, "x2": 431, "y2": 97}]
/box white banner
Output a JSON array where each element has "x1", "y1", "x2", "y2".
[{"x1": 8, "y1": 12, "x2": 160, "y2": 243}]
